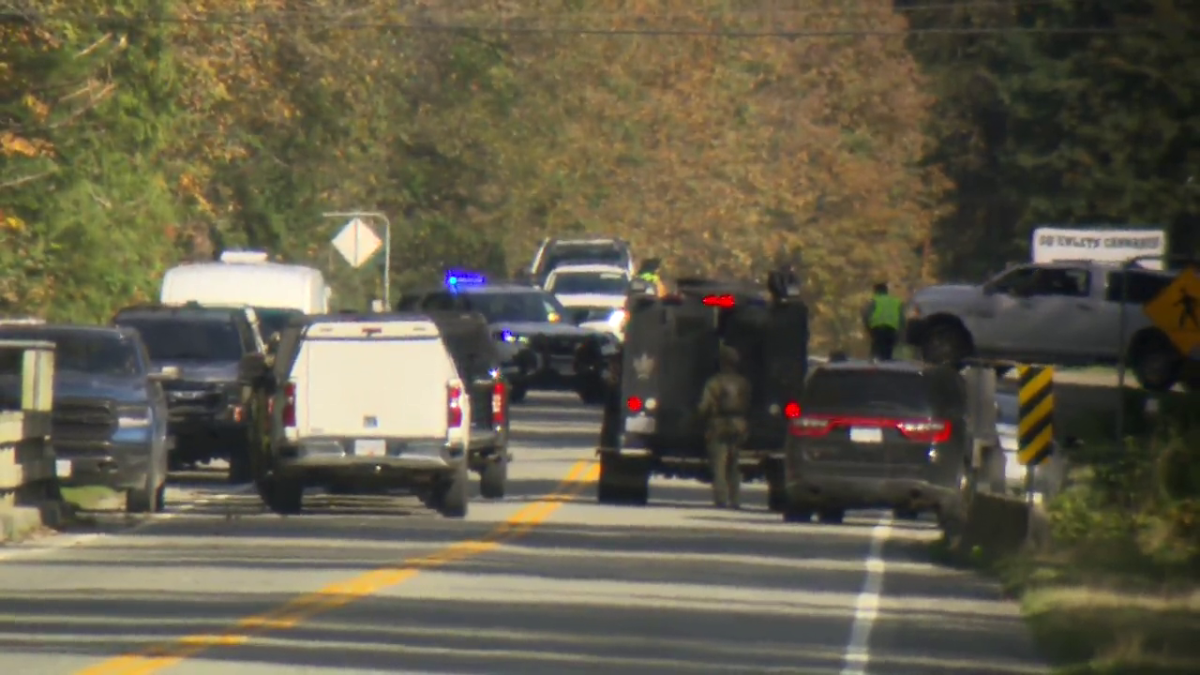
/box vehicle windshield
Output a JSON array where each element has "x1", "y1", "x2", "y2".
[
  {"x1": 802, "y1": 370, "x2": 931, "y2": 416},
  {"x1": 544, "y1": 245, "x2": 628, "y2": 272},
  {"x1": 117, "y1": 318, "x2": 244, "y2": 361},
  {"x1": 254, "y1": 307, "x2": 304, "y2": 338},
  {"x1": 0, "y1": 329, "x2": 140, "y2": 377},
  {"x1": 548, "y1": 271, "x2": 630, "y2": 295},
  {"x1": 469, "y1": 291, "x2": 565, "y2": 324}
]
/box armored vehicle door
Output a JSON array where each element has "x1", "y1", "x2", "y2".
[
  {"x1": 716, "y1": 298, "x2": 810, "y2": 451},
  {"x1": 621, "y1": 299, "x2": 718, "y2": 453}
]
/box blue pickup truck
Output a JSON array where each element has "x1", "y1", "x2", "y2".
[{"x1": 0, "y1": 323, "x2": 172, "y2": 513}]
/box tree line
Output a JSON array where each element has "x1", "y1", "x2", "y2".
[{"x1": 1, "y1": 1, "x2": 1195, "y2": 348}]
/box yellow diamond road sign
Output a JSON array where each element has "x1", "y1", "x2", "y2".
[{"x1": 1143, "y1": 266, "x2": 1200, "y2": 359}]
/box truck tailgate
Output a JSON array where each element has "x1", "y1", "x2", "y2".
[{"x1": 298, "y1": 338, "x2": 452, "y2": 439}]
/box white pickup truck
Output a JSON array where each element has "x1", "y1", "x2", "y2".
[{"x1": 904, "y1": 261, "x2": 1192, "y2": 391}]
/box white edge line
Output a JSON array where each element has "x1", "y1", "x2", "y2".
[
  {"x1": 0, "y1": 483, "x2": 254, "y2": 562},
  {"x1": 839, "y1": 514, "x2": 894, "y2": 675}
]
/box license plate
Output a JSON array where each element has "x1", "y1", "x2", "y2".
[
  {"x1": 354, "y1": 439, "x2": 387, "y2": 457},
  {"x1": 849, "y1": 427, "x2": 883, "y2": 444},
  {"x1": 625, "y1": 416, "x2": 655, "y2": 434},
  {"x1": 56, "y1": 459, "x2": 72, "y2": 478}
]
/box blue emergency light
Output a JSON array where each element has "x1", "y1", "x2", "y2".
[{"x1": 445, "y1": 271, "x2": 486, "y2": 287}]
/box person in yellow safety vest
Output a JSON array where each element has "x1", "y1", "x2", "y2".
[
  {"x1": 862, "y1": 282, "x2": 904, "y2": 361},
  {"x1": 635, "y1": 258, "x2": 669, "y2": 297}
]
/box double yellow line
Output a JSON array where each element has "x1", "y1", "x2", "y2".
[{"x1": 77, "y1": 459, "x2": 600, "y2": 675}]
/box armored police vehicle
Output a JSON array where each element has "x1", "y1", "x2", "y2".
[
  {"x1": 596, "y1": 274, "x2": 810, "y2": 509},
  {"x1": 396, "y1": 272, "x2": 615, "y2": 404}
]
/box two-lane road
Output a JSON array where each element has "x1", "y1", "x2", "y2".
[{"x1": 0, "y1": 393, "x2": 1047, "y2": 674}]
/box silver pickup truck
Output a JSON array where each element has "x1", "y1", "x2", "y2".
[{"x1": 904, "y1": 261, "x2": 1189, "y2": 391}]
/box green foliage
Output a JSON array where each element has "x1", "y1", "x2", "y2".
[{"x1": 901, "y1": 0, "x2": 1200, "y2": 279}]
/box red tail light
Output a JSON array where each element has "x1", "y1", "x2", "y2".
[
  {"x1": 898, "y1": 420, "x2": 951, "y2": 443},
  {"x1": 492, "y1": 381, "x2": 506, "y2": 425},
  {"x1": 448, "y1": 384, "x2": 463, "y2": 428},
  {"x1": 783, "y1": 401, "x2": 801, "y2": 419},
  {"x1": 626, "y1": 396, "x2": 643, "y2": 413},
  {"x1": 789, "y1": 415, "x2": 832, "y2": 437},
  {"x1": 702, "y1": 294, "x2": 735, "y2": 308},
  {"x1": 281, "y1": 382, "x2": 296, "y2": 427},
  {"x1": 788, "y1": 415, "x2": 951, "y2": 443}
]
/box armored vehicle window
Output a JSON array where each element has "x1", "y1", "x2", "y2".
[{"x1": 802, "y1": 368, "x2": 932, "y2": 416}]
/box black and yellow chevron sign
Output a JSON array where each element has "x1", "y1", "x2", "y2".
[{"x1": 1017, "y1": 365, "x2": 1054, "y2": 465}]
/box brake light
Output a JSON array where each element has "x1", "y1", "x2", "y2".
[
  {"x1": 783, "y1": 401, "x2": 801, "y2": 419},
  {"x1": 492, "y1": 381, "x2": 506, "y2": 425},
  {"x1": 447, "y1": 384, "x2": 463, "y2": 428},
  {"x1": 789, "y1": 415, "x2": 832, "y2": 436},
  {"x1": 627, "y1": 396, "x2": 643, "y2": 413},
  {"x1": 788, "y1": 415, "x2": 951, "y2": 443},
  {"x1": 702, "y1": 294, "x2": 735, "y2": 308},
  {"x1": 281, "y1": 382, "x2": 296, "y2": 427},
  {"x1": 898, "y1": 420, "x2": 951, "y2": 443}
]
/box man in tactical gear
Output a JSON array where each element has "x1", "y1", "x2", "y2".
[
  {"x1": 697, "y1": 344, "x2": 752, "y2": 509},
  {"x1": 862, "y1": 282, "x2": 904, "y2": 361}
]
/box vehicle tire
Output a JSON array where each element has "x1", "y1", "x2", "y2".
[
  {"x1": 766, "y1": 462, "x2": 787, "y2": 513},
  {"x1": 126, "y1": 464, "x2": 163, "y2": 514},
  {"x1": 893, "y1": 508, "x2": 920, "y2": 521},
  {"x1": 577, "y1": 380, "x2": 607, "y2": 406},
  {"x1": 817, "y1": 508, "x2": 845, "y2": 524},
  {"x1": 921, "y1": 322, "x2": 972, "y2": 367},
  {"x1": 509, "y1": 386, "x2": 528, "y2": 404},
  {"x1": 436, "y1": 462, "x2": 470, "y2": 518},
  {"x1": 783, "y1": 504, "x2": 813, "y2": 523},
  {"x1": 479, "y1": 454, "x2": 507, "y2": 499},
  {"x1": 597, "y1": 453, "x2": 649, "y2": 506},
  {"x1": 1130, "y1": 331, "x2": 1183, "y2": 392},
  {"x1": 262, "y1": 478, "x2": 303, "y2": 515},
  {"x1": 228, "y1": 445, "x2": 252, "y2": 485}
]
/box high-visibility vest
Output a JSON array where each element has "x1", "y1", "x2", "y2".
[{"x1": 869, "y1": 294, "x2": 903, "y2": 330}]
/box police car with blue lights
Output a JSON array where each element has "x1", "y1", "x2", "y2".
[{"x1": 396, "y1": 272, "x2": 616, "y2": 404}]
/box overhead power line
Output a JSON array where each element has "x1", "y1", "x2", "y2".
[{"x1": 0, "y1": 11, "x2": 1167, "y2": 38}]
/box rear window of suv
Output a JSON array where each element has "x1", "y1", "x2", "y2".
[{"x1": 801, "y1": 368, "x2": 933, "y2": 416}]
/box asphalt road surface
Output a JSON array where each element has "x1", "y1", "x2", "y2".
[{"x1": 0, "y1": 392, "x2": 1048, "y2": 675}]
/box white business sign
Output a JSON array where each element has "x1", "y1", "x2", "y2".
[{"x1": 1032, "y1": 227, "x2": 1167, "y2": 270}]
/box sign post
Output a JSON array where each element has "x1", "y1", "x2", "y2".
[{"x1": 323, "y1": 211, "x2": 392, "y2": 309}]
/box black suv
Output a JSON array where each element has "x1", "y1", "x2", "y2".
[
  {"x1": 782, "y1": 359, "x2": 970, "y2": 524},
  {"x1": 112, "y1": 304, "x2": 261, "y2": 482}
]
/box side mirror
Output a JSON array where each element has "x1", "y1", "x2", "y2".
[
  {"x1": 266, "y1": 332, "x2": 281, "y2": 355},
  {"x1": 148, "y1": 365, "x2": 180, "y2": 382},
  {"x1": 238, "y1": 353, "x2": 268, "y2": 383}
]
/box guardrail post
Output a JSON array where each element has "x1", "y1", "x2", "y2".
[{"x1": 0, "y1": 339, "x2": 60, "y2": 543}]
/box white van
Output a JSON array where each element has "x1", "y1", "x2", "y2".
[
  {"x1": 257, "y1": 315, "x2": 477, "y2": 517},
  {"x1": 160, "y1": 251, "x2": 331, "y2": 334}
]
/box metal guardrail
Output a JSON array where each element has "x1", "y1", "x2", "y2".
[{"x1": 0, "y1": 339, "x2": 58, "y2": 539}]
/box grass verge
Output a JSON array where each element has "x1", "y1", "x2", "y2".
[{"x1": 1002, "y1": 551, "x2": 1200, "y2": 675}]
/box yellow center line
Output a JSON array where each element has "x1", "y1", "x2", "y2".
[{"x1": 74, "y1": 458, "x2": 598, "y2": 675}]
